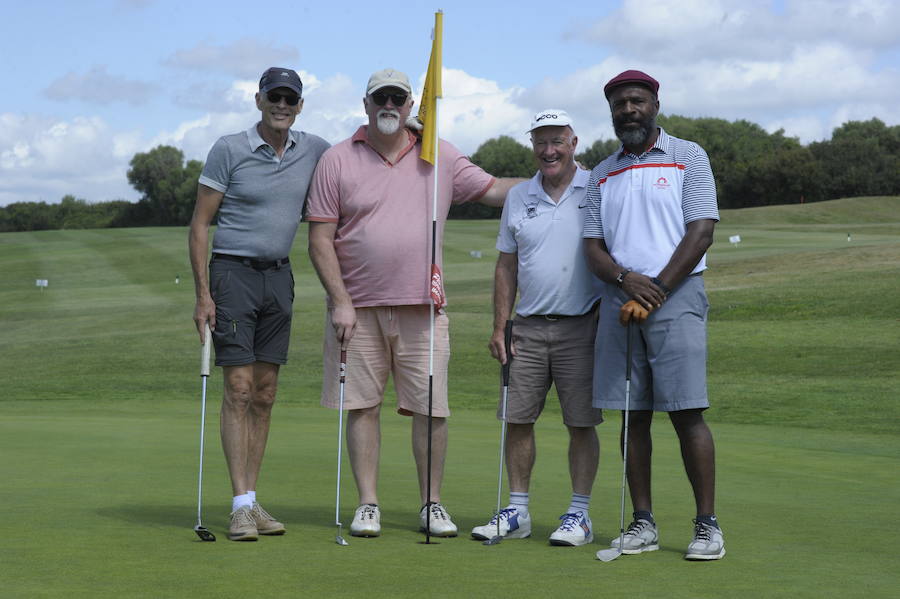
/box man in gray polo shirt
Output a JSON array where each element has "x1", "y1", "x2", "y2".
[
  {"x1": 189, "y1": 67, "x2": 330, "y2": 541},
  {"x1": 471, "y1": 110, "x2": 603, "y2": 547}
]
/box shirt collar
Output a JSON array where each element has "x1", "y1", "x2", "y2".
[
  {"x1": 247, "y1": 123, "x2": 296, "y2": 152},
  {"x1": 529, "y1": 166, "x2": 590, "y2": 198},
  {"x1": 352, "y1": 125, "x2": 418, "y2": 164}
]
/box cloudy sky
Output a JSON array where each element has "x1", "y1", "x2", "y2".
[{"x1": 2, "y1": 0, "x2": 898, "y2": 206}]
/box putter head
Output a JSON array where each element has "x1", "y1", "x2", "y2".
[
  {"x1": 482, "y1": 535, "x2": 502, "y2": 546},
  {"x1": 335, "y1": 535, "x2": 349, "y2": 546},
  {"x1": 596, "y1": 547, "x2": 622, "y2": 562},
  {"x1": 194, "y1": 525, "x2": 216, "y2": 542}
]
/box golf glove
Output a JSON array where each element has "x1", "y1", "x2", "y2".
[{"x1": 619, "y1": 299, "x2": 651, "y2": 326}]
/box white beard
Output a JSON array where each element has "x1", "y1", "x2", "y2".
[{"x1": 376, "y1": 109, "x2": 401, "y2": 135}]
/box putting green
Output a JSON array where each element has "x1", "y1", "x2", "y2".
[{"x1": 1, "y1": 400, "x2": 897, "y2": 598}]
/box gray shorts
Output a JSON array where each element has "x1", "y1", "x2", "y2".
[
  {"x1": 209, "y1": 255, "x2": 294, "y2": 366},
  {"x1": 593, "y1": 275, "x2": 709, "y2": 412},
  {"x1": 500, "y1": 308, "x2": 603, "y2": 427}
]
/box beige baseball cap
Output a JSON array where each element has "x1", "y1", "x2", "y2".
[{"x1": 366, "y1": 68, "x2": 412, "y2": 95}]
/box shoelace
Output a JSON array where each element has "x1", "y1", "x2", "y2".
[
  {"x1": 557, "y1": 512, "x2": 582, "y2": 532},
  {"x1": 490, "y1": 508, "x2": 518, "y2": 525},
  {"x1": 625, "y1": 519, "x2": 652, "y2": 538},
  {"x1": 693, "y1": 520, "x2": 713, "y2": 541},
  {"x1": 359, "y1": 506, "x2": 378, "y2": 520},
  {"x1": 233, "y1": 508, "x2": 254, "y2": 527},
  {"x1": 426, "y1": 503, "x2": 449, "y2": 521},
  {"x1": 252, "y1": 504, "x2": 275, "y2": 521}
]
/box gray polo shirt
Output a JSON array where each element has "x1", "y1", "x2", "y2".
[
  {"x1": 496, "y1": 167, "x2": 602, "y2": 316},
  {"x1": 199, "y1": 123, "x2": 330, "y2": 260}
]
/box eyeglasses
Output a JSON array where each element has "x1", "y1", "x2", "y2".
[
  {"x1": 370, "y1": 91, "x2": 408, "y2": 107},
  {"x1": 266, "y1": 91, "x2": 301, "y2": 106}
]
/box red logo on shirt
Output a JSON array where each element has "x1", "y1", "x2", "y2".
[{"x1": 654, "y1": 177, "x2": 670, "y2": 189}]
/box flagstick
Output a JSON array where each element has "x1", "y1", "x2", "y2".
[{"x1": 425, "y1": 93, "x2": 441, "y2": 546}]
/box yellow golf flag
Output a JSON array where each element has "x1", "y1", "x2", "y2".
[{"x1": 419, "y1": 11, "x2": 443, "y2": 165}]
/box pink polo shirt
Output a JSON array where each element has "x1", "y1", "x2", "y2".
[{"x1": 307, "y1": 126, "x2": 495, "y2": 307}]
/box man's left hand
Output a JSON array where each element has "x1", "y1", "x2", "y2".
[{"x1": 621, "y1": 271, "x2": 666, "y2": 310}]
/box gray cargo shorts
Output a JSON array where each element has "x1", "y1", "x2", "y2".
[{"x1": 209, "y1": 254, "x2": 294, "y2": 366}]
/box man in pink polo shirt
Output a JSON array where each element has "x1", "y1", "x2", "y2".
[{"x1": 307, "y1": 68, "x2": 522, "y2": 538}]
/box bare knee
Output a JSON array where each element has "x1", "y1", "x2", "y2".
[
  {"x1": 251, "y1": 381, "x2": 278, "y2": 409},
  {"x1": 223, "y1": 380, "x2": 253, "y2": 411},
  {"x1": 669, "y1": 409, "x2": 709, "y2": 437},
  {"x1": 624, "y1": 410, "x2": 653, "y2": 432}
]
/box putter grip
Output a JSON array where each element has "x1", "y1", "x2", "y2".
[
  {"x1": 501, "y1": 320, "x2": 513, "y2": 385},
  {"x1": 201, "y1": 324, "x2": 212, "y2": 377}
]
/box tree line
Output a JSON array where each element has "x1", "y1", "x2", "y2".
[{"x1": 2, "y1": 116, "x2": 898, "y2": 231}]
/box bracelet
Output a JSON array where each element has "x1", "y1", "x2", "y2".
[
  {"x1": 615, "y1": 269, "x2": 631, "y2": 287},
  {"x1": 651, "y1": 277, "x2": 671, "y2": 294}
]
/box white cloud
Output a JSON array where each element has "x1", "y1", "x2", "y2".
[
  {"x1": 164, "y1": 38, "x2": 300, "y2": 79},
  {"x1": 0, "y1": 113, "x2": 140, "y2": 204},
  {"x1": 420, "y1": 68, "x2": 531, "y2": 154},
  {"x1": 562, "y1": 0, "x2": 900, "y2": 143},
  {"x1": 44, "y1": 66, "x2": 157, "y2": 105}
]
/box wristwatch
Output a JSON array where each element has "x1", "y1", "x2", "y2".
[
  {"x1": 651, "y1": 277, "x2": 671, "y2": 294},
  {"x1": 615, "y1": 269, "x2": 631, "y2": 287}
]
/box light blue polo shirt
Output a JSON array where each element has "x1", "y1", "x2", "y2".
[
  {"x1": 496, "y1": 167, "x2": 602, "y2": 316},
  {"x1": 199, "y1": 123, "x2": 330, "y2": 260}
]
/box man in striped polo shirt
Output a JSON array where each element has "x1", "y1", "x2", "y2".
[{"x1": 583, "y1": 70, "x2": 725, "y2": 560}]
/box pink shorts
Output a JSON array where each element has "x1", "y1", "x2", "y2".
[{"x1": 321, "y1": 305, "x2": 450, "y2": 417}]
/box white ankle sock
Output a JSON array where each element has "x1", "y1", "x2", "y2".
[
  {"x1": 568, "y1": 492, "x2": 590, "y2": 515},
  {"x1": 247, "y1": 490, "x2": 256, "y2": 504},
  {"x1": 508, "y1": 492, "x2": 529, "y2": 515},
  {"x1": 232, "y1": 493, "x2": 253, "y2": 512}
]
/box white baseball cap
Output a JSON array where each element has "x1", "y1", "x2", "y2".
[{"x1": 527, "y1": 109, "x2": 574, "y2": 133}]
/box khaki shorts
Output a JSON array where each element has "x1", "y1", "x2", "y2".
[
  {"x1": 321, "y1": 305, "x2": 450, "y2": 417},
  {"x1": 500, "y1": 308, "x2": 603, "y2": 427}
]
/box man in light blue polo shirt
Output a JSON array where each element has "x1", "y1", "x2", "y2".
[
  {"x1": 471, "y1": 110, "x2": 603, "y2": 547},
  {"x1": 188, "y1": 67, "x2": 330, "y2": 541}
]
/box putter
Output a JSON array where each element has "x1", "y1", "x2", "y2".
[
  {"x1": 334, "y1": 347, "x2": 350, "y2": 546},
  {"x1": 597, "y1": 320, "x2": 634, "y2": 562},
  {"x1": 194, "y1": 324, "x2": 216, "y2": 542},
  {"x1": 484, "y1": 320, "x2": 514, "y2": 546}
]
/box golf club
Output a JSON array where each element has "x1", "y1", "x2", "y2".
[
  {"x1": 194, "y1": 323, "x2": 216, "y2": 542},
  {"x1": 334, "y1": 347, "x2": 350, "y2": 546},
  {"x1": 484, "y1": 319, "x2": 514, "y2": 546},
  {"x1": 597, "y1": 320, "x2": 633, "y2": 562}
]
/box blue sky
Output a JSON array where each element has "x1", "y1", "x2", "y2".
[{"x1": 2, "y1": 0, "x2": 898, "y2": 206}]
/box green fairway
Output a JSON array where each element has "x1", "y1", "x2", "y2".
[{"x1": 1, "y1": 196, "x2": 899, "y2": 597}]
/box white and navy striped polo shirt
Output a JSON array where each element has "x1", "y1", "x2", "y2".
[{"x1": 582, "y1": 128, "x2": 719, "y2": 277}]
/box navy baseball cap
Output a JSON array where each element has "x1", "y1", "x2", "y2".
[
  {"x1": 604, "y1": 70, "x2": 659, "y2": 99},
  {"x1": 259, "y1": 67, "x2": 303, "y2": 97}
]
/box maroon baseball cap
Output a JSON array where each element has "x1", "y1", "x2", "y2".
[{"x1": 604, "y1": 70, "x2": 659, "y2": 99}]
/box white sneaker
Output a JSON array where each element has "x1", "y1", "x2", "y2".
[
  {"x1": 549, "y1": 511, "x2": 593, "y2": 546},
  {"x1": 350, "y1": 504, "x2": 381, "y2": 537},
  {"x1": 685, "y1": 519, "x2": 726, "y2": 560},
  {"x1": 470, "y1": 507, "x2": 532, "y2": 540},
  {"x1": 611, "y1": 518, "x2": 659, "y2": 554},
  {"x1": 419, "y1": 502, "x2": 458, "y2": 537}
]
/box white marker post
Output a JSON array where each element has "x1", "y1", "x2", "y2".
[
  {"x1": 35, "y1": 279, "x2": 49, "y2": 291},
  {"x1": 729, "y1": 235, "x2": 741, "y2": 247}
]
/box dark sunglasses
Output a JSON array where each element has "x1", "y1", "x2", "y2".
[
  {"x1": 370, "y1": 91, "x2": 408, "y2": 107},
  {"x1": 266, "y1": 91, "x2": 301, "y2": 106}
]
